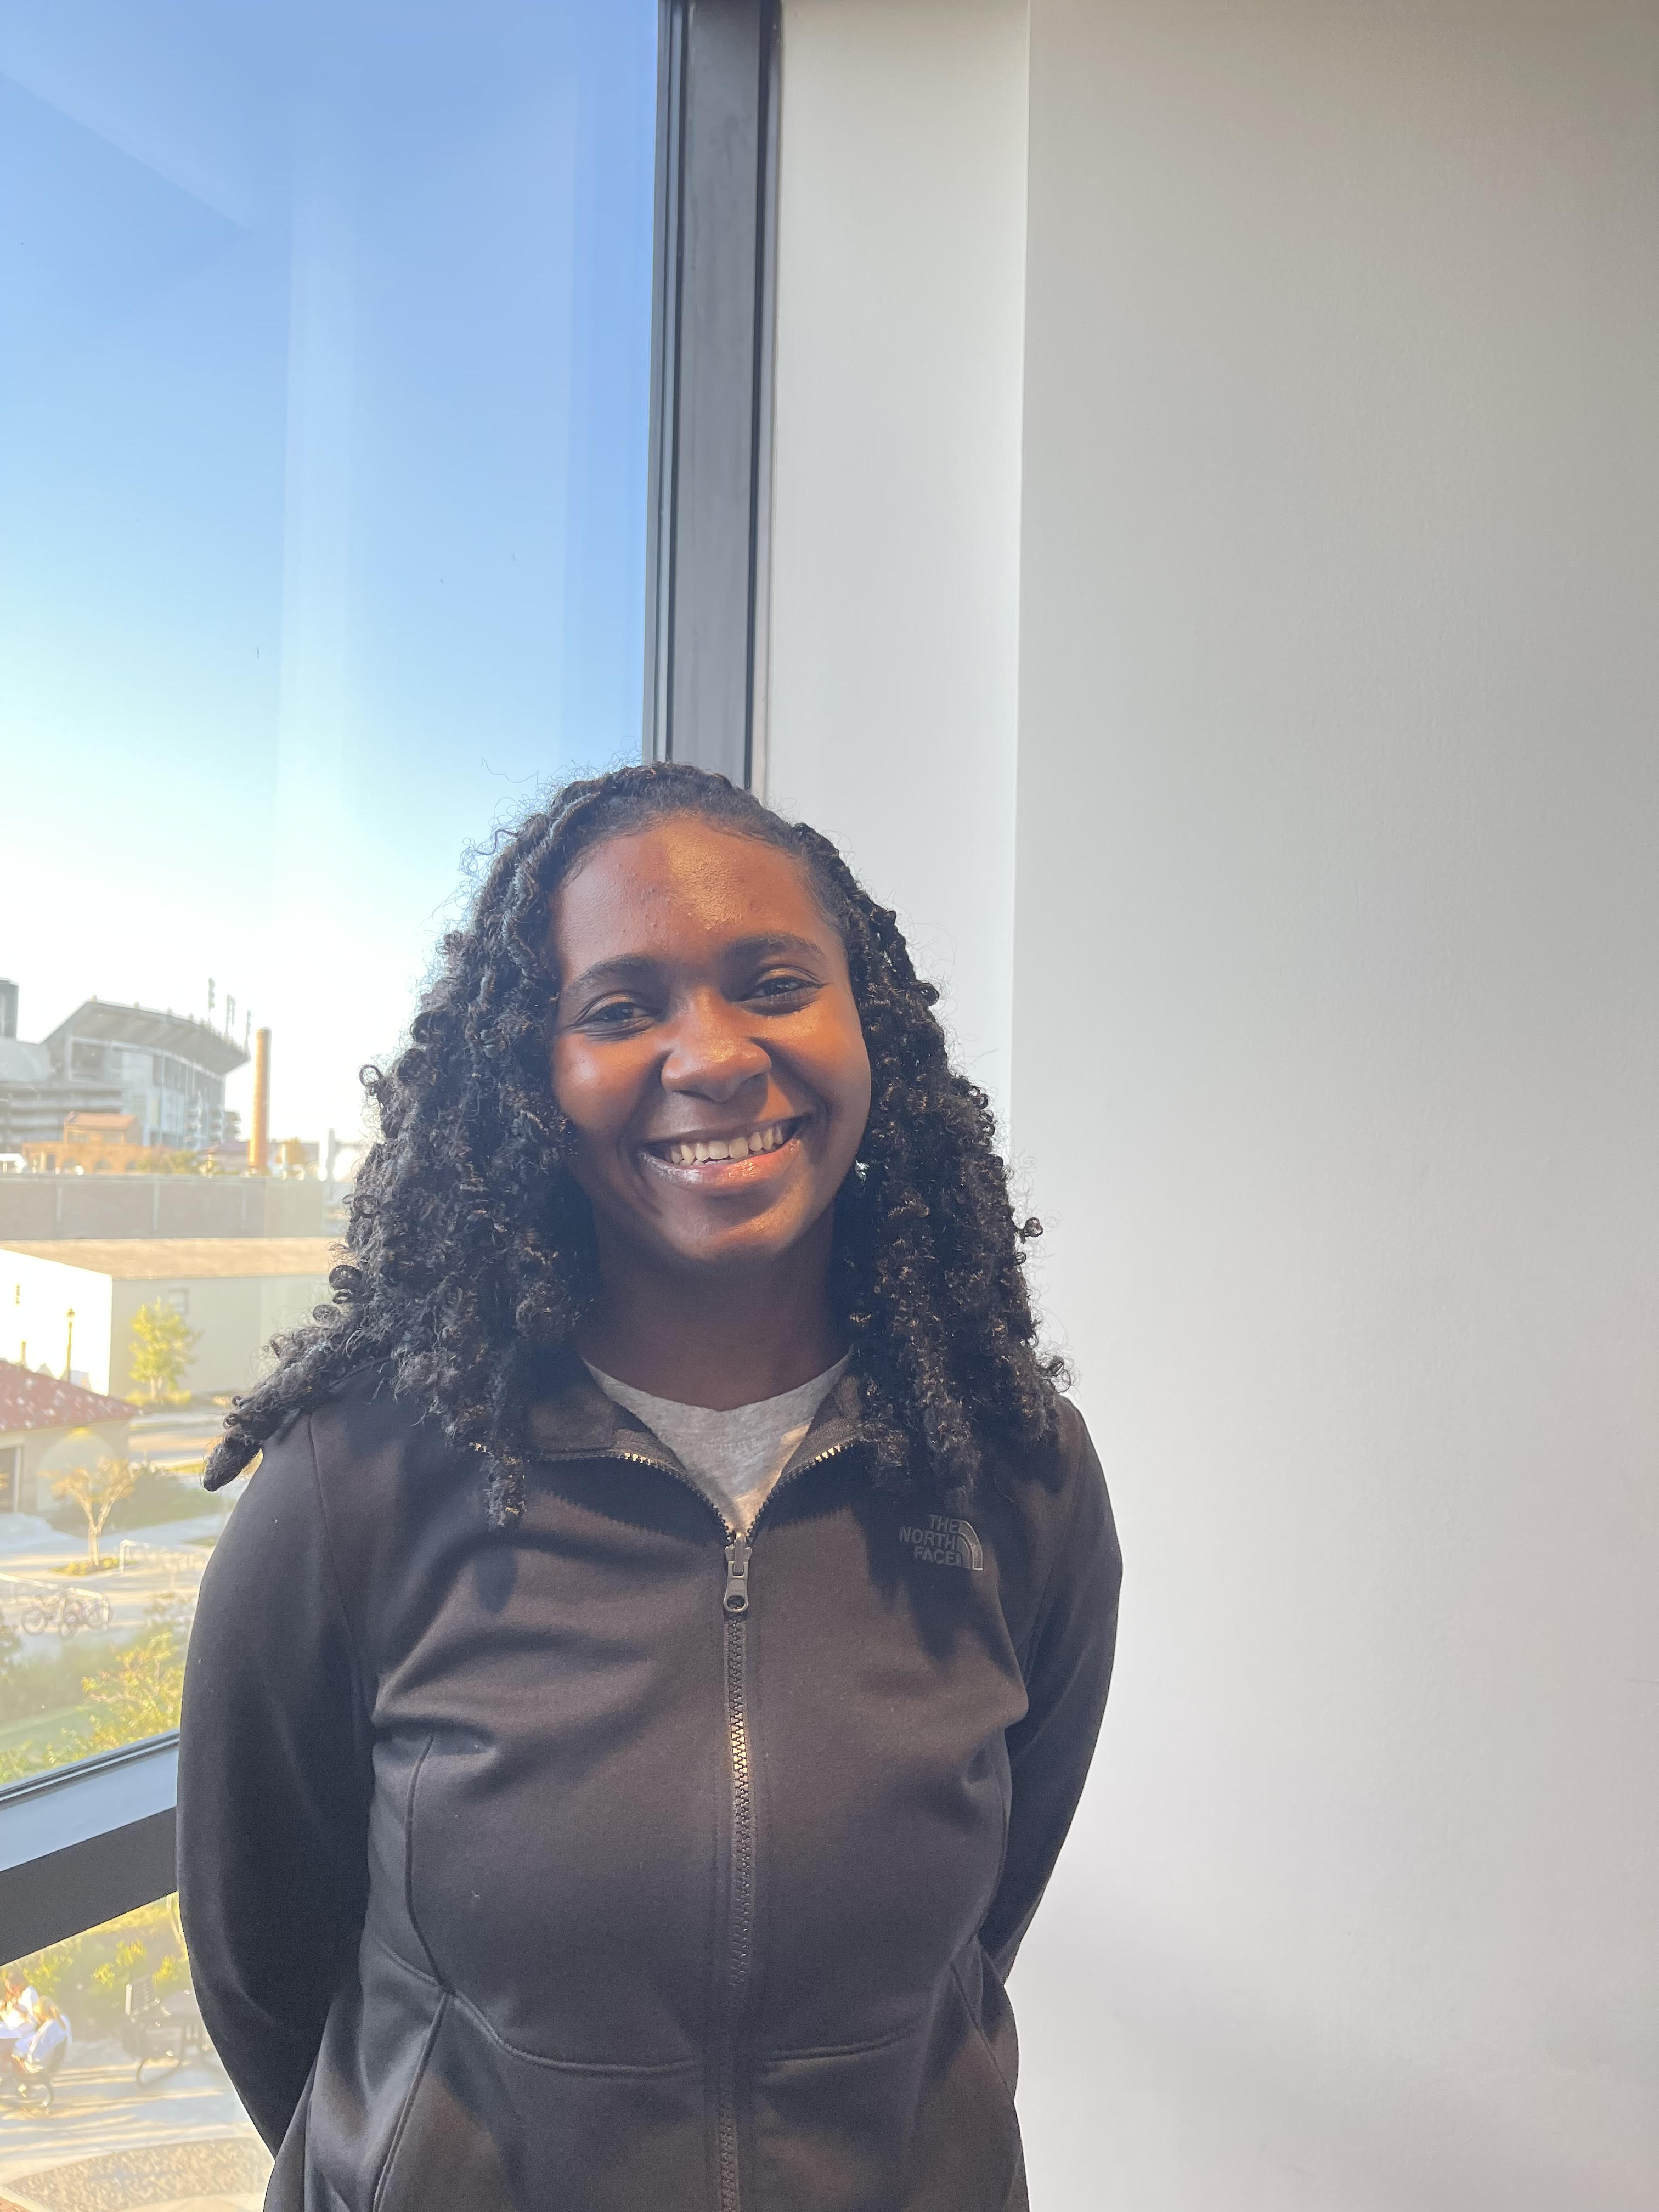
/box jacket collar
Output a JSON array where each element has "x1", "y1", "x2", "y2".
[{"x1": 525, "y1": 1347, "x2": 867, "y2": 1483}]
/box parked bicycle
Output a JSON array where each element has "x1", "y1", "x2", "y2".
[{"x1": 19, "y1": 1589, "x2": 112, "y2": 1638}]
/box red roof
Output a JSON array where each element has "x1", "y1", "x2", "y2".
[{"x1": 0, "y1": 1362, "x2": 133, "y2": 1434}]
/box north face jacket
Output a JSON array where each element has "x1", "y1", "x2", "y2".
[{"x1": 178, "y1": 1358, "x2": 1121, "y2": 2212}]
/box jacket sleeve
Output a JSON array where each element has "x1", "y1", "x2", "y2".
[
  {"x1": 980, "y1": 1407, "x2": 1122, "y2": 1980},
  {"x1": 178, "y1": 1414, "x2": 374, "y2": 2153}
]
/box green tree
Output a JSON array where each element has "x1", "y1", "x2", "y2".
[
  {"x1": 51, "y1": 1455, "x2": 140, "y2": 1567},
  {"x1": 0, "y1": 1600, "x2": 191, "y2": 1787},
  {"x1": 78, "y1": 1600, "x2": 188, "y2": 1744},
  {"x1": 128, "y1": 1298, "x2": 200, "y2": 1404}
]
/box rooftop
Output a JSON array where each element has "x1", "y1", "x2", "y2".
[
  {"x1": 0, "y1": 1237, "x2": 340, "y2": 1280},
  {"x1": 0, "y1": 1360, "x2": 134, "y2": 1432},
  {"x1": 43, "y1": 999, "x2": 250, "y2": 1078}
]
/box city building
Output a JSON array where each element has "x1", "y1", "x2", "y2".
[
  {"x1": 22, "y1": 1110, "x2": 153, "y2": 1175},
  {"x1": 0, "y1": 1363, "x2": 133, "y2": 1516},
  {"x1": 0, "y1": 1238, "x2": 337, "y2": 1400},
  {"x1": 0, "y1": 991, "x2": 248, "y2": 1154}
]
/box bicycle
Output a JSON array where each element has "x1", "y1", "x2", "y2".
[
  {"x1": 2, "y1": 2032, "x2": 67, "y2": 2115},
  {"x1": 19, "y1": 1589, "x2": 111, "y2": 1637}
]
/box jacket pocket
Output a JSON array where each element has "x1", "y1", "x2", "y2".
[
  {"x1": 750, "y1": 1968, "x2": 1022, "y2": 2212},
  {"x1": 369, "y1": 1991, "x2": 708, "y2": 2212}
]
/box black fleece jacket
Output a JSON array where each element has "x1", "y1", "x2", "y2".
[{"x1": 178, "y1": 1359, "x2": 1120, "y2": 2212}]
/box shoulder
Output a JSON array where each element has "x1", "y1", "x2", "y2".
[
  {"x1": 986, "y1": 1390, "x2": 1102, "y2": 1521},
  {"x1": 247, "y1": 1362, "x2": 462, "y2": 1512},
  {"x1": 210, "y1": 1364, "x2": 482, "y2": 1635}
]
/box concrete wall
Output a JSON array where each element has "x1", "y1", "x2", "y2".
[
  {"x1": 772, "y1": 1, "x2": 1659, "y2": 2204},
  {"x1": 0, "y1": 1173, "x2": 329, "y2": 1242}
]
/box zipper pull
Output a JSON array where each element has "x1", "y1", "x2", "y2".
[{"x1": 723, "y1": 1534, "x2": 751, "y2": 1616}]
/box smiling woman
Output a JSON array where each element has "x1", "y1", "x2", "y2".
[
  {"x1": 177, "y1": 763, "x2": 1122, "y2": 2211},
  {"x1": 554, "y1": 819, "x2": 870, "y2": 1406}
]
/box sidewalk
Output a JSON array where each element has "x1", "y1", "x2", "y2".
[{"x1": 0, "y1": 2041, "x2": 268, "y2": 2212}]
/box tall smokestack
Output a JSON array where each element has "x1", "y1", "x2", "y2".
[
  {"x1": 0, "y1": 980, "x2": 16, "y2": 1040},
  {"x1": 251, "y1": 1026, "x2": 272, "y2": 1173}
]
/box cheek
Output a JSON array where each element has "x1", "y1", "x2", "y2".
[
  {"x1": 826, "y1": 1023, "x2": 873, "y2": 1148},
  {"x1": 550, "y1": 1042, "x2": 623, "y2": 1139}
]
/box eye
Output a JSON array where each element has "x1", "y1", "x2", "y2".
[
  {"x1": 747, "y1": 970, "x2": 818, "y2": 1005},
  {"x1": 577, "y1": 995, "x2": 655, "y2": 1031}
]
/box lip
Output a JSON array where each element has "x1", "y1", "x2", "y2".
[{"x1": 637, "y1": 1114, "x2": 811, "y2": 1189}]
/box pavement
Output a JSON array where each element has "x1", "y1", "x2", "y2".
[{"x1": 0, "y1": 2040, "x2": 268, "y2": 2212}]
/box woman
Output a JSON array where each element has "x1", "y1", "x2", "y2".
[{"x1": 179, "y1": 763, "x2": 1121, "y2": 2212}]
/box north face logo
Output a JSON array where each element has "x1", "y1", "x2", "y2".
[{"x1": 898, "y1": 1514, "x2": 984, "y2": 1572}]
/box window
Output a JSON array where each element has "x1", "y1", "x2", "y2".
[
  {"x1": 0, "y1": 0, "x2": 659, "y2": 1798},
  {"x1": 0, "y1": 1897, "x2": 268, "y2": 2193},
  {"x1": 0, "y1": 0, "x2": 780, "y2": 2035}
]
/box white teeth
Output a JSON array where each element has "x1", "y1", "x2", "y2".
[{"x1": 660, "y1": 1119, "x2": 794, "y2": 1168}]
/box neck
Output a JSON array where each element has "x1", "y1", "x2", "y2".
[{"x1": 577, "y1": 1220, "x2": 844, "y2": 1410}]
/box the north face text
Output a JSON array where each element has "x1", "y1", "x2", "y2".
[{"x1": 898, "y1": 1514, "x2": 984, "y2": 1572}]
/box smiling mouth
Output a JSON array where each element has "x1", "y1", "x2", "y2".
[{"x1": 643, "y1": 1115, "x2": 807, "y2": 1169}]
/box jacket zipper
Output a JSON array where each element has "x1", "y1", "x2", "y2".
[
  {"x1": 582, "y1": 1437, "x2": 856, "y2": 2212},
  {"x1": 711, "y1": 1439, "x2": 854, "y2": 2212},
  {"x1": 718, "y1": 1539, "x2": 752, "y2": 2212}
]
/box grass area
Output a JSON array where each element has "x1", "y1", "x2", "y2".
[
  {"x1": 0, "y1": 1637, "x2": 109, "y2": 1760},
  {"x1": 0, "y1": 1697, "x2": 94, "y2": 1756}
]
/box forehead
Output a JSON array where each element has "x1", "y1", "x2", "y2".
[{"x1": 551, "y1": 819, "x2": 833, "y2": 973}]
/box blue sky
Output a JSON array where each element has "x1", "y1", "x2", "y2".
[{"x1": 0, "y1": 0, "x2": 657, "y2": 1143}]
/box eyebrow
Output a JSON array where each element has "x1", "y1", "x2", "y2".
[{"x1": 558, "y1": 933, "x2": 828, "y2": 1002}]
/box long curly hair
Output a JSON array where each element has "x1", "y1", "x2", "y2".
[{"x1": 204, "y1": 763, "x2": 1064, "y2": 1521}]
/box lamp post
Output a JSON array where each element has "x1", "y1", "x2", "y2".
[{"x1": 63, "y1": 1307, "x2": 75, "y2": 1382}]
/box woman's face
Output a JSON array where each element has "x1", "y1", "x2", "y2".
[{"x1": 550, "y1": 819, "x2": 872, "y2": 1277}]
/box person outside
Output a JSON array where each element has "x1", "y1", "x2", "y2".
[{"x1": 7, "y1": 2000, "x2": 70, "y2": 2091}]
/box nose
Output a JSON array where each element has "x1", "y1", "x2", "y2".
[{"x1": 659, "y1": 991, "x2": 771, "y2": 1104}]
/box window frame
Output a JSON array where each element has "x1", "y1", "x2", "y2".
[
  {"x1": 644, "y1": 0, "x2": 782, "y2": 789},
  {"x1": 0, "y1": 0, "x2": 779, "y2": 1962}
]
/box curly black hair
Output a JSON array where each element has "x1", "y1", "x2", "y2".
[{"x1": 204, "y1": 763, "x2": 1064, "y2": 1521}]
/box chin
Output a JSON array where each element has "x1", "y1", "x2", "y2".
[{"x1": 660, "y1": 1212, "x2": 819, "y2": 1273}]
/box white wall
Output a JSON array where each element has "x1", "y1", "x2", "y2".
[
  {"x1": 109, "y1": 1273, "x2": 331, "y2": 1397},
  {"x1": 1011, "y1": 4, "x2": 1658, "y2": 2204},
  {"x1": 772, "y1": 1, "x2": 1659, "y2": 2205},
  {"x1": 0, "y1": 1251, "x2": 331, "y2": 1397},
  {"x1": 765, "y1": 0, "x2": 1030, "y2": 1120},
  {"x1": 2, "y1": 1250, "x2": 114, "y2": 1390}
]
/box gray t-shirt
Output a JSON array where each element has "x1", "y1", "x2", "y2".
[{"x1": 584, "y1": 1356, "x2": 850, "y2": 1533}]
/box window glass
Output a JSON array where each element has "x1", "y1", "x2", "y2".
[
  {"x1": 0, "y1": 1898, "x2": 269, "y2": 2204},
  {"x1": 0, "y1": 0, "x2": 658, "y2": 1784}
]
